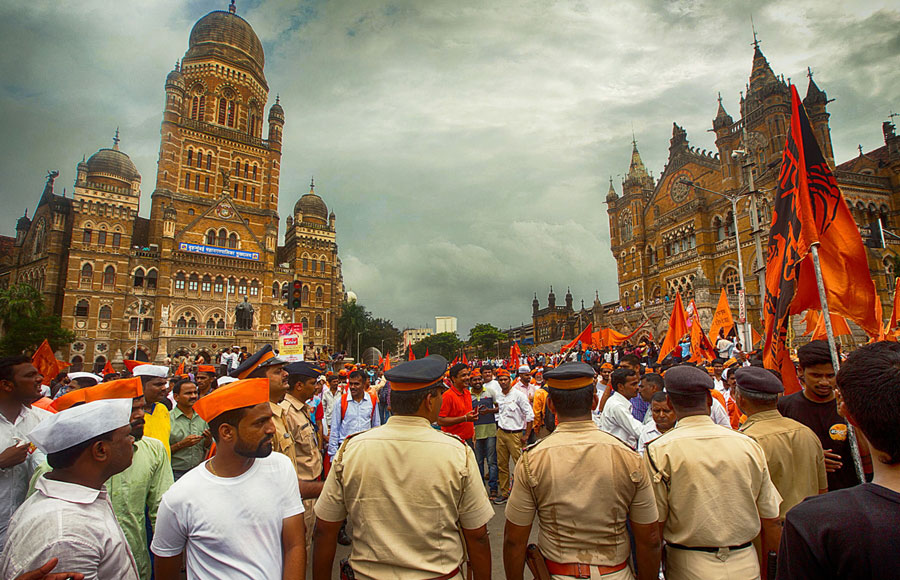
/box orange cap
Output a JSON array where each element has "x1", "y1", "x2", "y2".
[
  {"x1": 123, "y1": 360, "x2": 148, "y2": 372},
  {"x1": 193, "y1": 378, "x2": 269, "y2": 422},
  {"x1": 197, "y1": 365, "x2": 217, "y2": 374},
  {"x1": 83, "y1": 377, "x2": 143, "y2": 402},
  {"x1": 495, "y1": 368, "x2": 510, "y2": 378}
]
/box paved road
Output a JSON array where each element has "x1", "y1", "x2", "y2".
[{"x1": 319, "y1": 500, "x2": 538, "y2": 578}]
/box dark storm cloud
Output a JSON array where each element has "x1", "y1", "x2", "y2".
[{"x1": 1, "y1": 0, "x2": 897, "y2": 337}]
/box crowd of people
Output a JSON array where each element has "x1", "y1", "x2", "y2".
[{"x1": 0, "y1": 335, "x2": 897, "y2": 579}]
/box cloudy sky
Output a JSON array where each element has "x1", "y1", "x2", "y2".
[{"x1": 2, "y1": 0, "x2": 898, "y2": 336}]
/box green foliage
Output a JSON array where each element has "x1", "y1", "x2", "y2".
[
  {"x1": 0, "y1": 284, "x2": 75, "y2": 356},
  {"x1": 412, "y1": 332, "x2": 463, "y2": 360},
  {"x1": 467, "y1": 323, "x2": 506, "y2": 356},
  {"x1": 335, "y1": 299, "x2": 402, "y2": 358}
]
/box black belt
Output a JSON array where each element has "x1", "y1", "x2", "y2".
[
  {"x1": 499, "y1": 428, "x2": 521, "y2": 433},
  {"x1": 667, "y1": 541, "x2": 752, "y2": 553}
]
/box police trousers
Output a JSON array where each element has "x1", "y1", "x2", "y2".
[{"x1": 665, "y1": 544, "x2": 759, "y2": 580}]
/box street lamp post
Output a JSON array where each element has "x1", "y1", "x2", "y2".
[
  {"x1": 680, "y1": 179, "x2": 754, "y2": 350},
  {"x1": 357, "y1": 331, "x2": 362, "y2": 363}
]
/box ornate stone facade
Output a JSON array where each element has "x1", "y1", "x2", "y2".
[
  {"x1": 605, "y1": 44, "x2": 900, "y2": 343},
  {"x1": 3, "y1": 5, "x2": 344, "y2": 370}
]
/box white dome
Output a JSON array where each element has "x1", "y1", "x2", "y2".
[{"x1": 346, "y1": 290, "x2": 358, "y2": 303}]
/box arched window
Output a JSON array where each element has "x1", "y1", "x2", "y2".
[
  {"x1": 227, "y1": 101, "x2": 236, "y2": 127},
  {"x1": 218, "y1": 229, "x2": 227, "y2": 247},
  {"x1": 228, "y1": 277, "x2": 236, "y2": 294},
  {"x1": 195, "y1": 174, "x2": 200, "y2": 190},
  {"x1": 197, "y1": 151, "x2": 203, "y2": 168},
  {"x1": 191, "y1": 96, "x2": 199, "y2": 120},
  {"x1": 249, "y1": 113, "x2": 257, "y2": 136},
  {"x1": 302, "y1": 258, "x2": 308, "y2": 271},
  {"x1": 176, "y1": 316, "x2": 187, "y2": 328},
  {"x1": 188, "y1": 273, "x2": 199, "y2": 292},
  {"x1": 206, "y1": 229, "x2": 216, "y2": 245},
  {"x1": 184, "y1": 172, "x2": 191, "y2": 189},
  {"x1": 188, "y1": 317, "x2": 198, "y2": 329},
  {"x1": 216, "y1": 318, "x2": 225, "y2": 329},
  {"x1": 75, "y1": 299, "x2": 90, "y2": 317},
  {"x1": 112, "y1": 233, "x2": 121, "y2": 247},
  {"x1": 315, "y1": 287, "x2": 323, "y2": 305},
  {"x1": 315, "y1": 315, "x2": 323, "y2": 329},
  {"x1": 242, "y1": 184, "x2": 247, "y2": 200},
  {"x1": 206, "y1": 154, "x2": 212, "y2": 170},
  {"x1": 204, "y1": 177, "x2": 210, "y2": 193},
  {"x1": 97, "y1": 231, "x2": 107, "y2": 246},
  {"x1": 201, "y1": 275, "x2": 212, "y2": 292},
  {"x1": 244, "y1": 162, "x2": 249, "y2": 178},
  {"x1": 251, "y1": 187, "x2": 255, "y2": 202},
  {"x1": 187, "y1": 149, "x2": 193, "y2": 165},
  {"x1": 723, "y1": 268, "x2": 741, "y2": 294},
  {"x1": 620, "y1": 211, "x2": 633, "y2": 242},
  {"x1": 714, "y1": 217, "x2": 725, "y2": 241},
  {"x1": 214, "y1": 276, "x2": 224, "y2": 294},
  {"x1": 238, "y1": 278, "x2": 248, "y2": 295},
  {"x1": 133, "y1": 268, "x2": 144, "y2": 288},
  {"x1": 228, "y1": 233, "x2": 237, "y2": 249},
  {"x1": 83, "y1": 228, "x2": 92, "y2": 245},
  {"x1": 146, "y1": 270, "x2": 158, "y2": 290},
  {"x1": 250, "y1": 280, "x2": 259, "y2": 296},
  {"x1": 80, "y1": 264, "x2": 93, "y2": 287},
  {"x1": 272, "y1": 282, "x2": 280, "y2": 298},
  {"x1": 301, "y1": 285, "x2": 310, "y2": 305},
  {"x1": 218, "y1": 98, "x2": 227, "y2": 125},
  {"x1": 724, "y1": 212, "x2": 735, "y2": 237},
  {"x1": 103, "y1": 266, "x2": 116, "y2": 287},
  {"x1": 206, "y1": 318, "x2": 216, "y2": 330},
  {"x1": 98, "y1": 305, "x2": 112, "y2": 320},
  {"x1": 252, "y1": 165, "x2": 258, "y2": 180},
  {"x1": 174, "y1": 272, "x2": 185, "y2": 290},
  {"x1": 301, "y1": 317, "x2": 309, "y2": 328}
]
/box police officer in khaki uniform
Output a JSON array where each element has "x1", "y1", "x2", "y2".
[
  {"x1": 312, "y1": 356, "x2": 494, "y2": 580},
  {"x1": 643, "y1": 365, "x2": 782, "y2": 580},
  {"x1": 504, "y1": 362, "x2": 661, "y2": 580},
  {"x1": 283, "y1": 361, "x2": 327, "y2": 552},
  {"x1": 735, "y1": 366, "x2": 827, "y2": 516},
  {"x1": 232, "y1": 346, "x2": 299, "y2": 480}
]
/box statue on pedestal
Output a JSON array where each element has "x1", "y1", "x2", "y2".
[{"x1": 234, "y1": 296, "x2": 254, "y2": 331}]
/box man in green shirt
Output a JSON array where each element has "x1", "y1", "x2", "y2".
[
  {"x1": 169, "y1": 379, "x2": 211, "y2": 480},
  {"x1": 29, "y1": 380, "x2": 174, "y2": 580}
]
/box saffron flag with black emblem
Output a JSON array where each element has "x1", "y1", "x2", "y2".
[{"x1": 763, "y1": 86, "x2": 881, "y2": 392}]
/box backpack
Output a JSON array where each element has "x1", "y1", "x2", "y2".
[
  {"x1": 340, "y1": 391, "x2": 377, "y2": 422},
  {"x1": 541, "y1": 386, "x2": 557, "y2": 433}
]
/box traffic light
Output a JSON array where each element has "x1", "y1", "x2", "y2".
[
  {"x1": 290, "y1": 280, "x2": 302, "y2": 310},
  {"x1": 282, "y1": 283, "x2": 290, "y2": 309}
]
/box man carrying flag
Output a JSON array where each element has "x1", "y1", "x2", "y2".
[{"x1": 763, "y1": 85, "x2": 881, "y2": 391}]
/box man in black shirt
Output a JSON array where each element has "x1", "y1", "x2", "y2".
[
  {"x1": 777, "y1": 341, "x2": 900, "y2": 578},
  {"x1": 776, "y1": 340, "x2": 869, "y2": 491}
]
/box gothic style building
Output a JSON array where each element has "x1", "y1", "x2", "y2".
[
  {"x1": 604, "y1": 42, "x2": 900, "y2": 343},
  {"x1": 3, "y1": 4, "x2": 344, "y2": 370}
]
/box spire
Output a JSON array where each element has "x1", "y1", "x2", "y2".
[
  {"x1": 309, "y1": 176, "x2": 315, "y2": 193},
  {"x1": 112, "y1": 127, "x2": 120, "y2": 150},
  {"x1": 276, "y1": 94, "x2": 280, "y2": 105},
  {"x1": 748, "y1": 30, "x2": 777, "y2": 90},
  {"x1": 713, "y1": 92, "x2": 733, "y2": 130},
  {"x1": 803, "y1": 67, "x2": 828, "y2": 107},
  {"x1": 606, "y1": 176, "x2": 618, "y2": 202},
  {"x1": 627, "y1": 140, "x2": 650, "y2": 182},
  {"x1": 228, "y1": 0, "x2": 236, "y2": 14}
]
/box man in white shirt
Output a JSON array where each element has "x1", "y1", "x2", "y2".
[
  {"x1": 637, "y1": 392, "x2": 677, "y2": 455},
  {"x1": 493, "y1": 369, "x2": 533, "y2": 505},
  {"x1": 716, "y1": 332, "x2": 734, "y2": 360},
  {"x1": 1, "y1": 399, "x2": 140, "y2": 579},
  {"x1": 711, "y1": 358, "x2": 726, "y2": 392},
  {"x1": 0, "y1": 356, "x2": 51, "y2": 550},
  {"x1": 599, "y1": 368, "x2": 644, "y2": 450},
  {"x1": 481, "y1": 366, "x2": 501, "y2": 399},
  {"x1": 320, "y1": 374, "x2": 339, "y2": 442},
  {"x1": 152, "y1": 378, "x2": 305, "y2": 580}
]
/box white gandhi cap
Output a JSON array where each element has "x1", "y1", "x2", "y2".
[
  {"x1": 28, "y1": 399, "x2": 132, "y2": 454},
  {"x1": 132, "y1": 365, "x2": 169, "y2": 378},
  {"x1": 68, "y1": 372, "x2": 102, "y2": 382},
  {"x1": 217, "y1": 376, "x2": 238, "y2": 387}
]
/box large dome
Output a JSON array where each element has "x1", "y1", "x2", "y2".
[
  {"x1": 85, "y1": 147, "x2": 140, "y2": 182},
  {"x1": 185, "y1": 9, "x2": 266, "y2": 85},
  {"x1": 294, "y1": 193, "x2": 328, "y2": 223}
]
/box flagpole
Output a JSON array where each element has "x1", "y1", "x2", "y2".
[{"x1": 809, "y1": 243, "x2": 865, "y2": 484}]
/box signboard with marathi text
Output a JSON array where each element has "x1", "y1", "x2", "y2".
[
  {"x1": 178, "y1": 242, "x2": 259, "y2": 261},
  {"x1": 278, "y1": 323, "x2": 304, "y2": 362}
]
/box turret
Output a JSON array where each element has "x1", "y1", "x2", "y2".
[
  {"x1": 605, "y1": 177, "x2": 618, "y2": 202},
  {"x1": 712, "y1": 92, "x2": 733, "y2": 132},
  {"x1": 268, "y1": 95, "x2": 284, "y2": 150},
  {"x1": 548, "y1": 286, "x2": 556, "y2": 309},
  {"x1": 15, "y1": 210, "x2": 30, "y2": 247},
  {"x1": 803, "y1": 68, "x2": 834, "y2": 164},
  {"x1": 164, "y1": 61, "x2": 185, "y2": 116},
  {"x1": 532, "y1": 293, "x2": 539, "y2": 314},
  {"x1": 565, "y1": 287, "x2": 573, "y2": 310}
]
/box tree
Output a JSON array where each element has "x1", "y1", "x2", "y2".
[
  {"x1": 468, "y1": 323, "x2": 507, "y2": 357},
  {"x1": 412, "y1": 332, "x2": 463, "y2": 360},
  {"x1": 0, "y1": 284, "x2": 75, "y2": 356},
  {"x1": 336, "y1": 299, "x2": 367, "y2": 353},
  {"x1": 363, "y1": 318, "x2": 402, "y2": 357}
]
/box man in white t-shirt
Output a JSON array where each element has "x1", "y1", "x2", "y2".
[{"x1": 151, "y1": 378, "x2": 305, "y2": 580}]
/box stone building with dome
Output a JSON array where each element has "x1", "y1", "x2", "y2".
[{"x1": 3, "y1": 3, "x2": 344, "y2": 370}]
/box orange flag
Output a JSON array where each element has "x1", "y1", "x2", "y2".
[
  {"x1": 801, "y1": 309, "x2": 820, "y2": 336},
  {"x1": 462, "y1": 352, "x2": 469, "y2": 366},
  {"x1": 102, "y1": 360, "x2": 115, "y2": 376},
  {"x1": 175, "y1": 361, "x2": 185, "y2": 376},
  {"x1": 811, "y1": 312, "x2": 853, "y2": 340},
  {"x1": 708, "y1": 288, "x2": 736, "y2": 343},
  {"x1": 751, "y1": 326, "x2": 762, "y2": 347},
  {"x1": 425, "y1": 348, "x2": 430, "y2": 357},
  {"x1": 509, "y1": 342, "x2": 522, "y2": 370},
  {"x1": 124, "y1": 360, "x2": 148, "y2": 372},
  {"x1": 688, "y1": 301, "x2": 717, "y2": 363},
  {"x1": 658, "y1": 293, "x2": 689, "y2": 363},
  {"x1": 408, "y1": 345, "x2": 415, "y2": 361},
  {"x1": 764, "y1": 86, "x2": 881, "y2": 387},
  {"x1": 384, "y1": 354, "x2": 392, "y2": 370},
  {"x1": 32, "y1": 340, "x2": 70, "y2": 384},
  {"x1": 561, "y1": 323, "x2": 593, "y2": 353}
]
